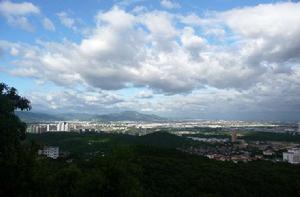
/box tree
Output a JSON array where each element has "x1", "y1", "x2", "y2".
[
  {"x1": 0, "y1": 83, "x2": 31, "y2": 157},
  {"x1": 0, "y1": 83, "x2": 31, "y2": 196}
]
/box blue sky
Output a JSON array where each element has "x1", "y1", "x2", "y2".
[{"x1": 1, "y1": 0, "x2": 300, "y2": 120}]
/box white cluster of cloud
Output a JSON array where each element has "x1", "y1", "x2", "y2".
[
  {"x1": 160, "y1": 0, "x2": 180, "y2": 9},
  {"x1": 1, "y1": 1, "x2": 300, "y2": 119},
  {"x1": 0, "y1": 0, "x2": 56, "y2": 32},
  {"x1": 56, "y1": 12, "x2": 76, "y2": 30},
  {"x1": 29, "y1": 89, "x2": 124, "y2": 113},
  {"x1": 0, "y1": 0, "x2": 40, "y2": 31},
  {"x1": 42, "y1": 17, "x2": 55, "y2": 31}
]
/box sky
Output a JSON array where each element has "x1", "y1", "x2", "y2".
[{"x1": 1, "y1": 0, "x2": 300, "y2": 121}]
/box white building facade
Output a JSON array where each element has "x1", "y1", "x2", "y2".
[
  {"x1": 57, "y1": 122, "x2": 69, "y2": 132},
  {"x1": 283, "y1": 148, "x2": 300, "y2": 164}
]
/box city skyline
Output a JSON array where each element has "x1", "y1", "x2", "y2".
[{"x1": 1, "y1": 0, "x2": 300, "y2": 120}]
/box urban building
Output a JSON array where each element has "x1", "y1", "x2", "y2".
[
  {"x1": 27, "y1": 125, "x2": 47, "y2": 133},
  {"x1": 57, "y1": 122, "x2": 69, "y2": 132},
  {"x1": 263, "y1": 150, "x2": 274, "y2": 156},
  {"x1": 38, "y1": 146, "x2": 59, "y2": 159},
  {"x1": 283, "y1": 148, "x2": 300, "y2": 164},
  {"x1": 231, "y1": 131, "x2": 237, "y2": 143}
]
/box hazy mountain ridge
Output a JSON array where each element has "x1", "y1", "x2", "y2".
[
  {"x1": 94, "y1": 111, "x2": 164, "y2": 122},
  {"x1": 16, "y1": 111, "x2": 165, "y2": 122},
  {"x1": 15, "y1": 111, "x2": 63, "y2": 122}
]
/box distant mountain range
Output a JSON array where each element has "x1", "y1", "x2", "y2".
[
  {"x1": 15, "y1": 111, "x2": 165, "y2": 122},
  {"x1": 15, "y1": 111, "x2": 61, "y2": 122}
]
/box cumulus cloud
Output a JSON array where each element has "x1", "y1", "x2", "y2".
[
  {"x1": 181, "y1": 27, "x2": 206, "y2": 54},
  {"x1": 57, "y1": 11, "x2": 76, "y2": 30},
  {"x1": 29, "y1": 89, "x2": 124, "y2": 113},
  {"x1": 136, "y1": 91, "x2": 153, "y2": 99},
  {"x1": 2, "y1": 2, "x2": 300, "y2": 119},
  {"x1": 0, "y1": 0, "x2": 40, "y2": 16},
  {"x1": 0, "y1": 0, "x2": 40, "y2": 31},
  {"x1": 219, "y1": 2, "x2": 300, "y2": 65},
  {"x1": 42, "y1": 17, "x2": 55, "y2": 31},
  {"x1": 8, "y1": 16, "x2": 35, "y2": 31},
  {"x1": 4, "y1": 3, "x2": 300, "y2": 92},
  {"x1": 160, "y1": 0, "x2": 180, "y2": 9}
]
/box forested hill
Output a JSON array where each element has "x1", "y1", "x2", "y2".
[
  {"x1": 19, "y1": 141, "x2": 300, "y2": 196},
  {"x1": 24, "y1": 132, "x2": 300, "y2": 197}
]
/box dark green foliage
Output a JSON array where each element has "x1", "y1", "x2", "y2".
[
  {"x1": 183, "y1": 133, "x2": 230, "y2": 139},
  {"x1": 135, "y1": 147, "x2": 300, "y2": 197},
  {"x1": 0, "y1": 83, "x2": 31, "y2": 153},
  {"x1": 14, "y1": 145, "x2": 299, "y2": 197},
  {"x1": 28, "y1": 132, "x2": 300, "y2": 197},
  {"x1": 0, "y1": 83, "x2": 33, "y2": 196},
  {"x1": 26, "y1": 131, "x2": 189, "y2": 157}
]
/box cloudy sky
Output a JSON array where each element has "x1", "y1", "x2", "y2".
[{"x1": 1, "y1": 0, "x2": 300, "y2": 120}]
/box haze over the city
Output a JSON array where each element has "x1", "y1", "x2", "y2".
[{"x1": 1, "y1": 0, "x2": 300, "y2": 120}]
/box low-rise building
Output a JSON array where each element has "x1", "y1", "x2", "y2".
[
  {"x1": 283, "y1": 148, "x2": 300, "y2": 164},
  {"x1": 263, "y1": 150, "x2": 274, "y2": 156},
  {"x1": 38, "y1": 146, "x2": 59, "y2": 159}
]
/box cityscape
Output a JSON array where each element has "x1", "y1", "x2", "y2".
[
  {"x1": 2, "y1": 0, "x2": 300, "y2": 196},
  {"x1": 27, "y1": 120, "x2": 300, "y2": 134},
  {"x1": 27, "y1": 119, "x2": 300, "y2": 164}
]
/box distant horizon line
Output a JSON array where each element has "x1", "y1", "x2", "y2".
[{"x1": 16, "y1": 110, "x2": 300, "y2": 123}]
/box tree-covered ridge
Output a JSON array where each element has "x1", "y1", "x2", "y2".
[
  {"x1": 9, "y1": 145, "x2": 300, "y2": 197},
  {"x1": 26, "y1": 131, "x2": 188, "y2": 155}
]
